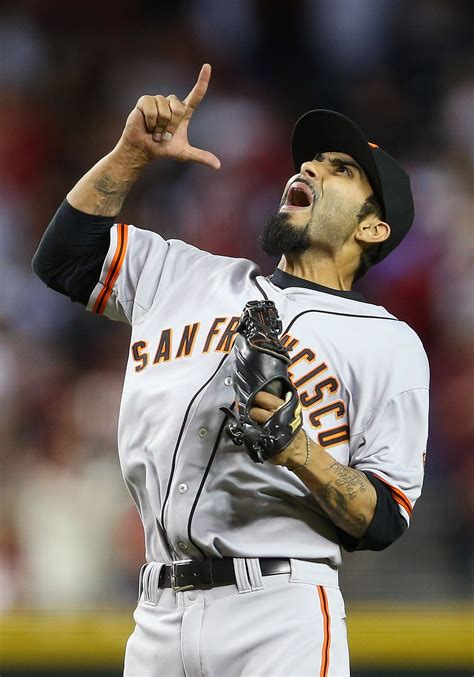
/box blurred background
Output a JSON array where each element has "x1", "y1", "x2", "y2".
[{"x1": 0, "y1": 0, "x2": 472, "y2": 675}]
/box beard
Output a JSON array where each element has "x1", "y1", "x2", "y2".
[{"x1": 258, "y1": 212, "x2": 311, "y2": 256}]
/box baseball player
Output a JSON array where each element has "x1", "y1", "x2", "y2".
[{"x1": 33, "y1": 64, "x2": 429, "y2": 676}]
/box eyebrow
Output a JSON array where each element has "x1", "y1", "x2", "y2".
[{"x1": 313, "y1": 152, "x2": 363, "y2": 175}]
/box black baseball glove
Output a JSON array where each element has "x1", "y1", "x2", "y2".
[{"x1": 222, "y1": 299, "x2": 302, "y2": 463}]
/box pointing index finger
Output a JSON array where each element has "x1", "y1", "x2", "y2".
[{"x1": 184, "y1": 63, "x2": 212, "y2": 114}]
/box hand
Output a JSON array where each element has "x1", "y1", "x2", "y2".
[
  {"x1": 119, "y1": 63, "x2": 221, "y2": 170},
  {"x1": 250, "y1": 391, "x2": 309, "y2": 468}
]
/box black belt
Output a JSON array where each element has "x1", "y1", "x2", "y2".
[{"x1": 159, "y1": 558, "x2": 291, "y2": 592}]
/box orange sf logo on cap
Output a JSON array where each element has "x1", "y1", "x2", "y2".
[{"x1": 368, "y1": 142, "x2": 379, "y2": 148}]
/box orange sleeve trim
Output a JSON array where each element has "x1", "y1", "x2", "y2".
[
  {"x1": 372, "y1": 473, "x2": 413, "y2": 517},
  {"x1": 93, "y1": 223, "x2": 128, "y2": 315},
  {"x1": 317, "y1": 585, "x2": 331, "y2": 677}
]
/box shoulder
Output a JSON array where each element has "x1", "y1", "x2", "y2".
[
  {"x1": 317, "y1": 295, "x2": 429, "y2": 390},
  {"x1": 341, "y1": 296, "x2": 427, "y2": 354},
  {"x1": 166, "y1": 238, "x2": 261, "y2": 279},
  {"x1": 371, "y1": 306, "x2": 429, "y2": 369},
  {"x1": 361, "y1": 309, "x2": 430, "y2": 392},
  {"x1": 125, "y1": 228, "x2": 260, "y2": 276}
]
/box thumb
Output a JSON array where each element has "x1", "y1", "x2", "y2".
[{"x1": 186, "y1": 145, "x2": 221, "y2": 170}]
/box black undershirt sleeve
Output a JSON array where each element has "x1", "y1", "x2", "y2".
[
  {"x1": 32, "y1": 200, "x2": 114, "y2": 305},
  {"x1": 337, "y1": 471, "x2": 407, "y2": 551}
]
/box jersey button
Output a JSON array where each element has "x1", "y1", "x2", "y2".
[
  {"x1": 224, "y1": 376, "x2": 233, "y2": 386},
  {"x1": 198, "y1": 427, "x2": 208, "y2": 438},
  {"x1": 178, "y1": 483, "x2": 188, "y2": 494},
  {"x1": 178, "y1": 541, "x2": 188, "y2": 550}
]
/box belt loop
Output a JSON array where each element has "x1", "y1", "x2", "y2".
[
  {"x1": 137, "y1": 562, "x2": 148, "y2": 601},
  {"x1": 233, "y1": 558, "x2": 252, "y2": 593},
  {"x1": 246, "y1": 558, "x2": 264, "y2": 591},
  {"x1": 142, "y1": 562, "x2": 164, "y2": 605}
]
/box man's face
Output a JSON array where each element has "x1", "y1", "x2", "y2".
[{"x1": 260, "y1": 151, "x2": 374, "y2": 257}]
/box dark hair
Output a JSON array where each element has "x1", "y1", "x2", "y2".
[{"x1": 353, "y1": 194, "x2": 384, "y2": 281}]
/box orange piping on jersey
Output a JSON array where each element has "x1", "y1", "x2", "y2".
[
  {"x1": 317, "y1": 585, "x2": 331, "y2": 677},
  {"x1": 372, "y1": 473, "x2": 413, "y2": 517},
  {"x1": 93, "y1": 223, "x2": 129, "y2": 314}
]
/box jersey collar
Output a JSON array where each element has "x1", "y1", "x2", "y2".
[{"x1": 269, "y1": 268, "x2": 367, "y2": 303}]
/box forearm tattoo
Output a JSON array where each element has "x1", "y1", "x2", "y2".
[
  {"x1": 316, "y1": 462, "x2": 375, "y2": 537},
  {"x1": 92, "y1": 175, "x2": 134, "y2": 215}
]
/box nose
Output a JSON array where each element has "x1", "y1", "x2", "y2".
[{"x1": 301, "y1": 160, "x2": 322, "y2": 181}]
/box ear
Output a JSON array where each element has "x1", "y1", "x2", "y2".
[{"x1": 355, "y1": 219, "x2": 391, "y2": 246}]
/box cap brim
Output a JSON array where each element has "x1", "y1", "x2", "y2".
[{"x1": 291, "y1": 109, "x2": 386, "y2": 217}]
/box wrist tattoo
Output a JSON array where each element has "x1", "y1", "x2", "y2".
[{"x1": 92, "y1": 175, "x2": 133, "y2": 215}]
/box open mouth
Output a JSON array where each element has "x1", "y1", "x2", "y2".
[{"x1": 282, "y1": 180, "x2": 314, "y2": 209}]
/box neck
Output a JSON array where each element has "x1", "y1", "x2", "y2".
[{"x1": 278, "y1": 251, "x2": 356, "y2": 291}]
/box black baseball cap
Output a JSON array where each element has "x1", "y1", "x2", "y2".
[{"x1": 292, "y1": 109, "x2": 414, "y2": 263}]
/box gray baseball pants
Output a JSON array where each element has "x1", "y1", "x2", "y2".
[{"x1": 124, "y1": 558, "x2": 350, "y2": 676}]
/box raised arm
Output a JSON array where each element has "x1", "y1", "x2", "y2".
[
  {"x1": 32, "y1": 65, "x2": 221, "y2": 304},
  {"x1": 67, "y1": 63, "x2": 221, "y2": 217}
]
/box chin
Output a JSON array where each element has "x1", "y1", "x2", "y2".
[{"x1": 259, "y1": 211, "x2": 312, "y2": 256}]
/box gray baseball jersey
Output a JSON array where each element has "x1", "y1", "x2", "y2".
[{"x1": 86, "y1": 223, "x2": 429, "y2": 569}]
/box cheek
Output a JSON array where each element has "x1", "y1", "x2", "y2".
[
  {"x1": 327, "y1": 187, "x2": 360, "y2": 221},
  {"x1": 313, "y1": 194, "x2": 339, "y2": 224},
  {"x1": 311, "y1": 193, "x2": 358, "y2": 236}
]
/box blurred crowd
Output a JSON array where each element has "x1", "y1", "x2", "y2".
[{"x1": 0, "y1": 0, "x2": 472, "y2": 610}]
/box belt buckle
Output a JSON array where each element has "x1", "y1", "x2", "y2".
[{"x1": 171, "y1": 560, "x2": 195, "y2": 592}]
